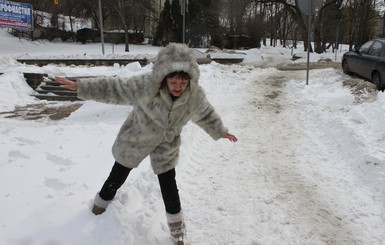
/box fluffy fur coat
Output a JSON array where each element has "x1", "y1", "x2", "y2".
[{"x1": 77, "y1": 43, "x2": 228, "y2": 174}]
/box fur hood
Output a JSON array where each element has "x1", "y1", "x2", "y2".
[{"x1": 151, "y1": 43, "x2": 200, "y2": 95}]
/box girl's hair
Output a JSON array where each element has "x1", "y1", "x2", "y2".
[{"x1": 165, "y1": 71, "x2": 191, "y2": 81}]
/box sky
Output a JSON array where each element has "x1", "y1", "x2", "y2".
[{"x1": 0, "y1": 29, "x2": 385, "y2": 245}]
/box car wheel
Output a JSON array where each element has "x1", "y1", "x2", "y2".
[
  {"x1": 342, "y1": 60, "x2": 351, "y2": 74},
  {"x1": 372, "y1": 72, "x2": 382, "y2": 91}
]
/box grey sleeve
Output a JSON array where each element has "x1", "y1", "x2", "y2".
[
  {"x1": 77, "y1": 74, "x2": 150, "y2": 105},
  {"x1": 191, "y1": 87, "x2": 228, "y2": 140}
]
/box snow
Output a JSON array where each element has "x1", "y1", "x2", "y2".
[{"x1": 0, "y1": 29, "x2": 384, "y2": 245}]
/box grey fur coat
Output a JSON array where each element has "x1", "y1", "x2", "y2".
[{"x1": 77, "y1": 43, "x2": 228, "y2": 174}]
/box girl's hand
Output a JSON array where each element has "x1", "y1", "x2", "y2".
[
  {"x1": 224, "y1": 132, "x2": 238, "y2": 142},
  {"x1": 55, "y1": 76, "x2": 78, "y2": 90}
]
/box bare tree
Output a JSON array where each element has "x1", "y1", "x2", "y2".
[
  {"x1": 343, "y1": 0, "x2": 379, "y2": 49},
  {"x1": 19, "y1": 0, "x2": 385, "y2": 51},
  {"x1": 258, "y1": 0, "x2": 348, "y2": 53},
  {"x1": 313, "y1": 0, "x2": 345, "y2": 53}
]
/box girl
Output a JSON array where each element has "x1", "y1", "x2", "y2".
[{"x1": 56, "y1": 43, "x2": 237, "y2": 245}]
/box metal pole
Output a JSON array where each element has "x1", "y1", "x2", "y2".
[
  {"x1": 181, "y1": 0, "x2": 185, "y2": 44},
  {"x1": 98, "y1": 0, "x2": 105, "y2": 55},
  {"x1": 306, "y1": 0, "x2": 312, "y2": 85},
  {"x1": 335, "y1": 16, "x2": 342, "y2": 62},
  {"x1": 335, "y1": 24, "x2": 339, "y2": 62}
]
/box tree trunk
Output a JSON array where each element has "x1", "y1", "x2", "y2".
[
  {"x1": 125, "y1": 27, "x2": 130, "y2": 52},
  {"x1": 314, "y1": 13, "x2": 323, "y2": 53}
]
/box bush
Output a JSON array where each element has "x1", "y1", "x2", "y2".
[{"x1": 76, "y1": 28, "x2": 99, "y2": 44}]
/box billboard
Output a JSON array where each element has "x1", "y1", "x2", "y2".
[{"x1": 0, "y1": 0, "x2": 33, "y2": 31}]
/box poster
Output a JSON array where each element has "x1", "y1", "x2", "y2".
[{"x1": 0, "y1": 0, "x2": 33, "y2": 31}]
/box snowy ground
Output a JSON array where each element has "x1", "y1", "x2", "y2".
[{"x1": 0, "y1": 29, "x2": 385, "y2": 245}]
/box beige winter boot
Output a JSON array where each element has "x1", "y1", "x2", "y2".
[
  {"x1": 91, "y1": 192, "x2": 111, "y2": 215},
  {"x1": 166, "y1": 211, "x2": 186, "y2": 245},
  {"x1": 92, "y1": 205, "x2": 105, "y2": 215}
]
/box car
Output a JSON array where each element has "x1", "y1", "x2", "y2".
[
  {"x1": 342, "y1": 38, "x2": 385, "y2": 91},
  {"x1": 192, "y1": 49, "x2": 211, "y2": 64}
]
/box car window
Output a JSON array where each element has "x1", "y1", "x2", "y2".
[
  {"x1": 359, "y1": 41, "x2": 374, "y2": 53},
  {"x1": 368, "y1": 41, "x2": 382, "y2": 56}
]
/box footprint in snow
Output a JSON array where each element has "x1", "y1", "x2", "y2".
[
  {"x1": 46, "y1": 153, "x2": 76, "y2": 168},
  {"x1": 8, "y1": 150, "x2": 30, "y2": 161},
  {"x1": 15, "y1": 137, "x2": 39, "y2": 146},
  {"x1": 44, "y1": 178, "x2": 71, "y2": 191}
]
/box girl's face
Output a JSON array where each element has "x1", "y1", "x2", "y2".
[{"x1": 166, "y1": 76, "x2": 189, "y2": 97}]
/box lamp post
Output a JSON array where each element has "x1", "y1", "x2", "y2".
[
  {"x1": 298, "y1": 0, "x2": 323, "y2": 85},
  {"x1": 98, "y1": 0, "x2": 105, "y2": 55},
  {"x1": 181, "y1": 0, "x2": 186, "y2": 44}
]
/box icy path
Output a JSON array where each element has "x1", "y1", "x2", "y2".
[
  {"x1": 1, "y1": 64, "x2": 384, "y2": 245},
  {"x1": 179, "y1": 64, "x2": 385, "y2": 244}
]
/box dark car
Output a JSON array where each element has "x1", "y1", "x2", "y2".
[
  {"x1": 342, "y1": 39, "x2": 385, "y2": 91},
  {"x1": 192, "y1": 49, "x2": 211, "y2": 64}
]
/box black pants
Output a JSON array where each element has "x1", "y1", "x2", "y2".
[{"x1": 99, "y1": 161, "x2": 181, "y2": 214}]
